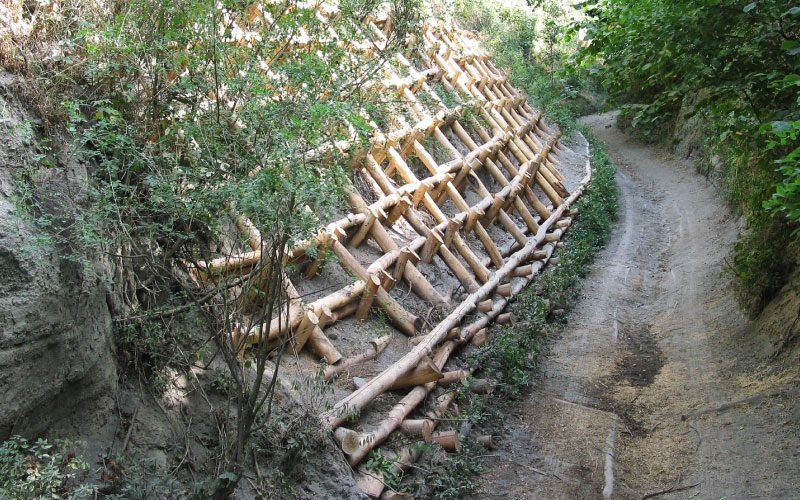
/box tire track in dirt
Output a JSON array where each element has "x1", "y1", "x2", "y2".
[{"x1": 471, "y1": 112, "x2": 800, "y2": 499}]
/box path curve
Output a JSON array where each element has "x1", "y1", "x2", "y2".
[{"x1": 471, "y1": 111, "x2": 800, "y2": 499}]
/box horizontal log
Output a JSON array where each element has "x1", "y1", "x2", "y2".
[
  {"x1": 470, "y1": 378, "x2": 494, "y2": 395},
  {"x1": 478, "y1": 435, "x2": 496, "y2": 450},
  {"x1": 400, "y1": 419, "x2": 434, "y2": 442},
  {"x1": 439, "y1": 369, "x2": 468, "y2": 386},
  {"x1": 388, "y1": 356, "x2": 443, "y2": 391}
]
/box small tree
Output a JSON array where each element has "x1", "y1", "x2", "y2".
[{"x1": 13, "y1": 0, "x2": 422, "y2": 495}]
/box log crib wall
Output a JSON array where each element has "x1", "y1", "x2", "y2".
[{"x1": 191, "y1": 9, "x2": 592, "y2": 498}]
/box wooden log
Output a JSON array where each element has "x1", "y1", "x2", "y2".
[
  {"x1": 513, "y1": 264, "x2": 533, "y2": 277},
  {"x1": 443, "y1": 218, "x2": 461, "y2": 248},
  {"x1": 549, "y1": 257, "x2": 561, "y2": 265},
  {"x1": 439, "y1": 244, "x2": 481, "y2": 292},
  {"x1": 470, "y1": 378, "x2": 494, "y2": 394},
  {"x1": 324, "y1": 335, "x2": 392, "y2": 379},
  {"x1": 400, "y1": 419, "x2": 434, "y2": 442},
  {"x1": 319, "y1": 82, "x2": 593, "y2": 432},
  {"x1": 439, "y1": 369, "x2": 469, "y2": 386},
  {"x1": 477, "y1": 299, "x2": 493, "y2": 313},
  {"x1": 356, "y1": 274, "x2": 382, "y2": 321},
  {"x1": 393, "y1": 248, "x2": 416, "y2": 283},
  {"x1": 331, "y1": 240, "x2": 420, "y2": 336},
  {"x1": 316, "y1": 304, "x2": 334, "y2": 328},
  {"x1": 528, "y1": 250, "x2": 548, "y2": 261},
  {"x1": 555, "y1": 217, "x2": 572, "y2": 229},
  {"x1": 482, "y1": 193, "x2": 506, "y2": 226},
  {"x1": 388, "y1": 356, "x2": 443, "y2": 390},
  {"x1": 379, "y1": 270, "x2": 395, "y2": 291},
  {"x1": 452, "y1": 235, "x2": 490, "y2": 283},
  {"x1": 473, "y1": 222, "x2": 504, "y2": 268},
  {"x1": 382, "y1": 491, "x2": 413, "y2": 500},
  {"x1": 471, "y1": 328, "x2": 488, "y2": 347},
  {"x1": 350, "y1": 209, "x2": 377, "y2": 247},
  {"x1": 308, "y1": 326, "x2": 343, "y2": 365},
  {"x1": 543, "y1": 232, "x2": 561, "y2": 243},
  {"x1": 304, "y1": 235, "x2": 330, "y2": 279},
  {"x1": 408, "y1": 327, "x2": 460, "y2": 346},
  {"x1": 430, "y1": 430, "x2": 460, "y2": 452},
  {"x1": 335, "y1": 427, "x2": 375, "y2": 456},
  {"x1": 385, "y1": 195, "x2": 410, "y2": 226},
  {"x1": 355, "y1": 469, "x2": 384, "y2": 499},
  {"x1": 311, "y1": 281, "x2": 365, "y2": 319},
  {"x1": 478, "y1": 435, "x2": 496, "y2": 450},
  {"x1": 420, "y1": 228, "x2": 444, "y2": 264},
  {"x1": 412, "y1": 179, "x2": 431, "y2": 207},
  {"x1": 465, "y1": 206, "x2": 484, "y2": 233},
  {"x1": 291, "y1": 310, "x2": 319, "y2": 354},
  {"x1": 496, "y1": 312, "x2": 514, "y2": 324},
  {"x1": 496, "y1": 283, "x2": 512, "y2": 297}
]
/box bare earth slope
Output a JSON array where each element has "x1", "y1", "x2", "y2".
[{"x1": 472, "y1": 111, "x2": 800, "y2": 499}]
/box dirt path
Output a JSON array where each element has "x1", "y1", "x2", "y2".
[{"x1": 471, "y1": 112, "x2": 800, "y2": 499}]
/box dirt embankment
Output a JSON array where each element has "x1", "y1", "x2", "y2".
[{"x1": 472, "y1": 111, "x2": 800, "y2": 499}]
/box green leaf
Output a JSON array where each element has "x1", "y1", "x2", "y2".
[
  {"x1": 743, "y1": 2, "x2": 757, "y2": 13},
  {"x1": 219, "y1": 471, "x2": 238, "y2": 483}
]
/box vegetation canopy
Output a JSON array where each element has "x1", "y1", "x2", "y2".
[{"x1": 573, "y1": 0, "x2": 800, "y2": 312}]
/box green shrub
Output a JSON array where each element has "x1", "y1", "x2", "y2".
[
  {"x1": 0, "y1": 436, "x2": 92, "y2": 499},
  {"x1": 575, "y1": 0, "x2": 800, "y2": 313}
]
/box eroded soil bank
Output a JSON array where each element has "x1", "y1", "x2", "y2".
[{"x1": 472, "y1": 112, "x2": 800, "y2": 499}]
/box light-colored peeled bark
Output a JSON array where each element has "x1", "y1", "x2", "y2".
[
  {"x1": 321, "y1": 159, "x2": 591, "y2": 429},
  {"x1": 324, "y1": 335, "x2": 392, "y2": 380},
  {"x1": 387, "y1": 356, "x2": 443, "y2": 390},
  {"x1": 330, "y1": 239, "x2": 420, "y2": 336}
]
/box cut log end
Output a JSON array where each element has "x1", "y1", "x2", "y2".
[{"x1": 430, "y1": 430, "x2": 460, "y2": 452}]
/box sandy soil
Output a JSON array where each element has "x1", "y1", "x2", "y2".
[{"x1": 471, "y1": 111, "x2": 800, "y2": 499}]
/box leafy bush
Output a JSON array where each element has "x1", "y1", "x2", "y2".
[
  {"x1": 11, "y1": 0, "x2": 424, "y2": 494},
  {"x1": 453, "y1": 0, "x2": 595, "y2": 127},
  {"x1": 575, "y1": 0, "x2": 800, "y2": 313},
  {"x1": 0, "y1": 436, "x2": 92, "y2": 499}
]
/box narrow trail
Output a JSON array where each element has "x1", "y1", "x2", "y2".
[{"x1": 472, "y1": 111, "x2": 800, "y2": 499}]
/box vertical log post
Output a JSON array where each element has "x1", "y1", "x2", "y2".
[{"x1": 356, "y1": 274, "x2": 382, "y2": 321}]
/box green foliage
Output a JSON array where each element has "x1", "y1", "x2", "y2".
[
  {"x1": 765, "y1": 119, "x2": 800, "y2": 229},
  {"x1": 727, "y1": 222, "x2": 795, "y2": 313},
  {"x1": 453, "y1": 0, "x2": 595, "y2": 128},
  {"x1": 422, "y1": 440, "x2": 484, "y2": 500},
  {"x1": 0, "y1": 436, "x2": 93, "y2": 499},
  {"x1": 365, "y1": 449, "x2": 403, "y2": 490},
  {"x1": 99, "y1": 452, "x2": 183, "y2": 499},
  {"x1": 575, "y1": 0, "x2": 800, "y2": 313},
  {"x1": 17, "y1": 0, "x2": 423, "y2": 281},
  {"x1": 116, "y1": 298, "x2": 204, "y2": 389}
]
